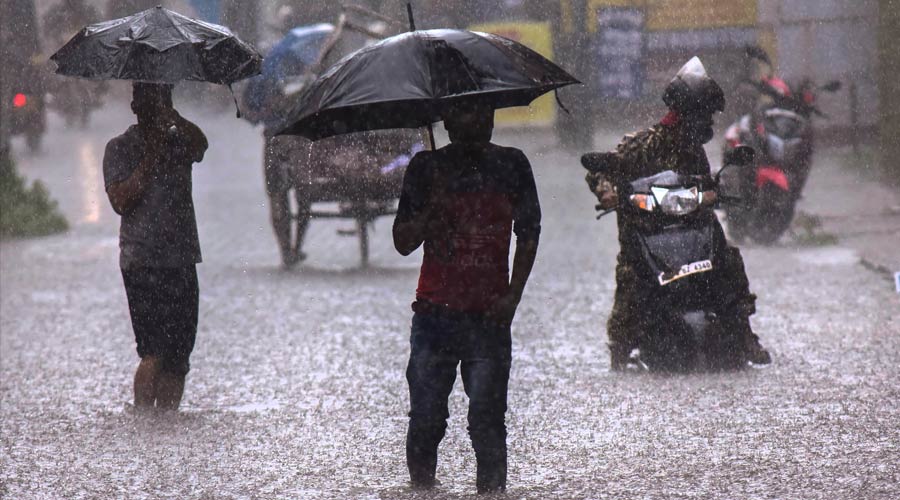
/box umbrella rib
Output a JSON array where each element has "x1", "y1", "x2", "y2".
[
  {"x1": 298, "y1": 85, "x2": 565, "y2": 119},
  {"x1": 117, "y1": 39, "x2": 138, "y2": 81},
  {"x1": 171, "y1": 18, "x2": 194, "y2": 44},
  {"x1": 450, "y1": 51, "x2": 483, "y2": 95},
  {"x1": 471, "y1": 32, "x2": 561, "y2": 86},
  {"x1": 419, "y1": 33, "x2": 438, "y2": 106},
  {"x1": 84, "y1": 15, "x2": 131, "y2": 37}
]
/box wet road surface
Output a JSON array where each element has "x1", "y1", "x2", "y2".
[{"x1": 2, "y1": 103, "x2": 898, "y2": 499}]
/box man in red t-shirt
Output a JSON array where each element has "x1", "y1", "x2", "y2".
[{"x1": 393, "y1": 104, "x2": 541, "y2": 494}]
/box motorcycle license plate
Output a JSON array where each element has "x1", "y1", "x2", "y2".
[{"x1": 658, "y1": 259, "x2": 713, "y2": 286}]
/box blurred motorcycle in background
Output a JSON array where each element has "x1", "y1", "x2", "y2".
[
  {"x1": 3, "y1": 59, "x2": 47, "y2": 153},
  {"x1": 722, "y1": 47, "x2": 842, "y2": 244},
  {"x1": 1, "y1": 0, "x2": 46, "y2": 152}
]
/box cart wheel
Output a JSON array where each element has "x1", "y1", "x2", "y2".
[{"x1": 357, "y1": 216, "x2": 370, "y2": 268}]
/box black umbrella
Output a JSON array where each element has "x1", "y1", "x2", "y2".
[
  {"x1": 50, "y1": 6, "x2": 262, "y2": 85},
  {"x1": 273, "y1": 28, "x2": 579, "y2": 140}
]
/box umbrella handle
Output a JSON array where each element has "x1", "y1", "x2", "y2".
[
  {"x1": 406, "y1": 4, "x2": 436, "y2": 149},
  {"x1": 555, "y1": 89, "x2": 572, "y2": 115},
  {"x1": 407, "y1": 3, "x2": 416, "y2": 31},
  {"x1": 426, "y1": 123, "x2": 436, "y2": 150},
  {"x1": 228, "y1": 84, "x2": 242, "y2": 119}
]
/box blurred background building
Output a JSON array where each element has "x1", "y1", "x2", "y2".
[
  {"x1": 7, "y1": 0, "x2": 894, "y2": 175},
  {"x1": 878, "y1": 0, "x2": 899, "y2": 182}
]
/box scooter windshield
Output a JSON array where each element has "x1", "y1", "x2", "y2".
[
  {"x1": 764, "y1": 108, "x2": 805, "y2": 139},
  {"x1": 629, "y1": 170, "x2": 684, "y2": 193}
]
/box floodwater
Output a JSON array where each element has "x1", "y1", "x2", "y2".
[{"x1": 2, "y1": 103, "x2": 898, "y2": 499}]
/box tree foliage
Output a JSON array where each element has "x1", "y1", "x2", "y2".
[{"x1": 0, "y1": 149, "x2": 68, "y2": 239}]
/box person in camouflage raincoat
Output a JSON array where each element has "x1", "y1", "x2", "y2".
[{"x1": 585, "y1": 57, "x2": 771, "y2": 369}]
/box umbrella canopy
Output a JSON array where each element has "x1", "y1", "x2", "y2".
[
  {"x1": 274, "y1": 29, "x2": 579, "y2": 140},
  {"x1": 50, "y1": 6, "x2": 262, "y2": 85}
]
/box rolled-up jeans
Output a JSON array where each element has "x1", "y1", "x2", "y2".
[{"x1": 406, "y1": 304, "x2": 512, "y2": 492}]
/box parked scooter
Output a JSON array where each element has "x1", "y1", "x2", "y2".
[
  {"x1": 582, "y1": 146, "x2": 756, "y2": 372},
  {"x1": 3, "y1": 60, "x2": 47, "y2": 152},
  {"x1": 1, "y1": 0, "x2": 46, "y2": 152},
  {"x1": 723, "y1": 71, "x2": 841, "y2": 244}
]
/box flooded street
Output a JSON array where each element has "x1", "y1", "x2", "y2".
[{"x1": 2, "y1": 104, "x2": 898, "y2": 499}]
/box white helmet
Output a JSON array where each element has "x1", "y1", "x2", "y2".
[{"x1": 662, "y1": 57, "x2": 725, "y2": 114}]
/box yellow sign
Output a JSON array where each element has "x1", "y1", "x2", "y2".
[
  {"x1": 587, "y1": 0, "x2": 756, "y2": 32},
  {"x1": 469, "y1": 21, "x2": 557, "y2": 127}
]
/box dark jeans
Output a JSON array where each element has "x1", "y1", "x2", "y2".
[{"x1": 406, "y1": 307, "x2": 512, "y2": 492}]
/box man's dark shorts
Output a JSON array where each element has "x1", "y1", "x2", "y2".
[{"x1": 121, "y1": 266, "x2": 199, "y2": 376}]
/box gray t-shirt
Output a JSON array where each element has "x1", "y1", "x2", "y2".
[{"x1": 103, "y1": 124, "x2": 205, "y2": 269}]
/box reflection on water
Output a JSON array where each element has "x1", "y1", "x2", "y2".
[{"x1": 78, "y1": 142, "x2": 101, "y2": 223}]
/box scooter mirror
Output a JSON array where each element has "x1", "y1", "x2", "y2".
[
  {"x1": 716, "y1": 164, "x2": 745, "y2": 202},
  {"x1": 821, "y1": 80, "x2": 842, "y2": 92},
  {"x1": 744, "y1": 45, "x2": 772, "y2": 66},
  {"x1": 581, "y1": 152, "x2": 619, "y2": 174},
  {"x1": 724, "y1": 145, "x2": 755, "y2": 167}
]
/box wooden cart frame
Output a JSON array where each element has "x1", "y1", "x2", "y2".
[{"x1": 286, "y1": 6, "x2": 427, "y2": 267}]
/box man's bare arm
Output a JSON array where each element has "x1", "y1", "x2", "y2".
[
  {"x1": 106, "y1": 138, "x2": 161, "y2": 215},
  {"x1": 175, "y1": 115, "x2": 208, "y2": 164},
  {"x1": 393, "y1": 157, "x2": 438, "y2": 256},
  {"x1": 508, "y1": 238, "x2": 539, "y2": 300},
  {"x1": 392, "y1": 206, "x2": 434, "y2": 256},
  {"x1": 486, "y1": 150, "x2": 542, "y2": 324},
  {"x1": 106, "y1": 155, "x2": 155, "y2": 215},
  {"x1": 485, "y1": 236, "x2": 539, "y2": 326}
]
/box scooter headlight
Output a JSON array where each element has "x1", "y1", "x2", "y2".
[
  {"x1": 629, "y1": 194, "x2": 656, "y2": 212},
  {"x1": 652, "y1": 187, "x2": 700, "y2": 216}
]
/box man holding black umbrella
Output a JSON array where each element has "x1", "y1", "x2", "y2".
[
  {"x1": 393, "y1": 103, "x2": 541, "y2": 493},
  {"x1": 103, "y1": 82, "x2": 207, "y2": 411},
  {"x1": 49, "y1": 6, "x2": 261, "y2": 411},
  {"x1": 270, "y1": 25, "x2": 574, "y2": 492}
]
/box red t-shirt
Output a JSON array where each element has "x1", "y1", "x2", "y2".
[{"x1": 395, "y1": 143, "x2": 541, "y2": 312}]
